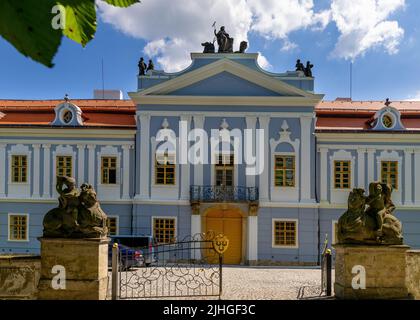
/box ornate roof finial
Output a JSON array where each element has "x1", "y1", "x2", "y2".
[
  {"x1": 385, "y1": 98, "x2": 391, "y2": 107},
  {"x1": 64, "y1": 93, "x2": 70, "y2": 102}
]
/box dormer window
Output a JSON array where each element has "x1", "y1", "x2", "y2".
[
  {"x1": 371, "y1": 99, "x2": 405, "y2": 131},
  {"x1": 51, "y1": 96, "x2": 84, "y2": 126}
]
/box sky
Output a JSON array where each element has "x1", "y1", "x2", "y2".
[{"x1": 1, "y1": 0, "x2": 420, "y2": 101}]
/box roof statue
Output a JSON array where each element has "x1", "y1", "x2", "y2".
[
  {"x1": 138, "y1": 57, "x2": 147, "y2": 76},
  {"x1": 295, "y1": 59, "x2": 314, "y2": 77},
  {"x1": 42, "y1": 176, "x2": 108, "y2": 238},
  {"x1": 201, "y1": 23, "x2": 247, "y2": 54},
  {"x1": 337, "y1": 182, "x2": 403, "y2": 245}
]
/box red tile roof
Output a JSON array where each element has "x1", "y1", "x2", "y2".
[
  {"x1": 1, "y1": 99, "x2": 420, "y2": 132},
  {"x1": 0, "y1": 99, "x2": 136, "y2": 128},
  {"x1": 316, "y1": 100, "x2": 420, "y2": 132}
]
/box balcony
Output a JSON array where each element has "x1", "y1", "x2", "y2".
[{"x1": 190, "y1": 185, "x2": 259, "y2": 203}]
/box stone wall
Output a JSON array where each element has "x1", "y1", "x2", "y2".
[
  {"x1": 406, "y1": 250, "x2": 420, "y2": 299},
  {"x1": 0, "y1": 255, "x2": 41, "y2": 299}
]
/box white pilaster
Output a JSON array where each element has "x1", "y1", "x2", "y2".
[
  {"x1": 258, "y1": 116, "x2": 270, "y2": 201},
  {"x1": 0, "y1": 144, "x2": 6, "y2": 197},
  {"x1": 404, "y1": 149, "x2": 414, "y2": 205},
  {"x1": 32, "y1": 144, "x2": 41, "y2": 198},
  {"x1": 122, "y1": 145, "x2": 132, "y2": 199},
  {"x1": 42, "y1": 144, "x2": 51, "y2": 198},
  {"x1": 191, "y1": 214, "x2": 202, "y2": 259},
  {"x1": 77, "y1": 145, "x2": 85, "y2": 185},
  {"x1": 245, "y1": 116, "x2": 257, "y2": 188},
  {"x1": 180, "y1": 115, "x2": 192, "y2": 200},
  {"x1": 415, "y1": 149, "x2": 420, "y2": 205},
  {"x1": 357, "y1": 148, "x2": 366, "y2": 189},
  {"x1": 300, "y1": 115, "x2": 313, "y2": 202},
  {"x1": 367, "y1": 148, "x2": 376, "y2": 183},
  {"x1": 193, "y1": 115, "x2": 204, "y2": 186},
  {"x1": 318, "y1": 147, "x2": 328, "y2": 203},
  {"x1": 139, "y1": 113, "x2": 151, "y2": 200},
  {"x1": 247, "y1": 216, "x2": 258, "y2": 262},
  {"x1": 87, "y1": 144, "x2": 96, "y2": 185}
]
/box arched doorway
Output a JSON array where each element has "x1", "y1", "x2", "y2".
[{"x1": 205, "y1": 207, "x2": 243, "y2": 265}]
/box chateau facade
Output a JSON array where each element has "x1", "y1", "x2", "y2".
[{"x1": 1, "y1": 52, "x2": 419, "y2": 265}]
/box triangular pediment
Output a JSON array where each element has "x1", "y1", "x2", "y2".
[{"x1": 136, "y1": 58, "x2": 320, "y2": 99}]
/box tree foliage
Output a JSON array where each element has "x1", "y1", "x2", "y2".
[{"x1": 0, "y1": 0, "x2": 139, "y2": 67}]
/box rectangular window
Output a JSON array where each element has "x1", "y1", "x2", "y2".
[
  {"x1": 334, "y1": 160, "x2": 351, "y2": 189},
  {"x1": 273, "y1": 220, "x2": 297, "y2": 247},
  {"x1": 153, "y1": 218, "x2": 176, "y2": 244},
  {"x1": 274, "y1": 155, "x2": 295, "y2": 187},
  {"x1": 11, "y1": 155, "x2": 27, "y2": 183},
  {"x1": 101, "y1": 157, "x2": 117, "y2": 184},
  {"x1": 155, "y1": 153, "x2": 175, "y2": 185},
  {"x1": 9, "y1": 214, "x2": 28, "y2": 241},
  {"x1": 381, "y1": 161, "x2": 398, "y2": 190},
  {"x1": 56, "y1": 156, "x2": 72, "y2": 177},
  {"x1": 215, "y1": 154, "x2": 234, "y2": 186},
  {"x1": 107, "y1": 217, "x2": 118, "y2": 236}
]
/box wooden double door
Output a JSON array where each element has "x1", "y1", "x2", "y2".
[{"x1": 206, "y1": 209, "x2": 242, "y2": 265}]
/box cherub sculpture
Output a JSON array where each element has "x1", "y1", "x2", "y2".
[
  {"x1": 337, "y1": 182, "x2": 403, "y2": 245},
  {"x1": 43, "y1": 176, "x2": 108, "y2": 238}
]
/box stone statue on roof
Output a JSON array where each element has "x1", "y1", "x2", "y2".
[
  {"x1": 138, "y1": 57, "x2": 147, "y2": 76},
  {"x1": 214, "y1": 26, "x2": 234, "y2": 53}
]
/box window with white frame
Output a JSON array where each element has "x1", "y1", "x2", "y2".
[
  {"x1": 56, "y1": 155, "x2": 73, "y2": 177},
  {"x1": 107, "y1": 216, "x2": 118, "y2": 236},
  {"x1": 155, "y1": 152, "x2": 176, "y2": 185},
  {"x1": 272, "y1": 219, "x2": 298, "y2": 248},
  {"x1": 215, "y1": 153, "x2": 234, "y2": 186},
  {"x1": 101, "y1": 157, "x2": 117, "y2": 184},
  {"x1": 153, "y1": 217, "x2": 176, "y2": 244},
  {"x1": 8, "y1": 214, "x2": 28, "y2": 241},
  {"x1": 11, "y1": 155, "x2": 27, "y2": 183},
  {"x1": 274, "y1": 155, "x2": 295, "y2": 187}
]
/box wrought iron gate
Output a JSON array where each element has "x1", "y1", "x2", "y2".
[{"x1": 111, "y1": 231, "x2": 229, "y2": 299}]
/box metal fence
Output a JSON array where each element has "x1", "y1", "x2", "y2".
[
  {"x1": 111, "y1": 232, "x2": 228, "y2": 300},
  {"x1": 190, "y1": 185, "x2": 259, "y2": 202}
]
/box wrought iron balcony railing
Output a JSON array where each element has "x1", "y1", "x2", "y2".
[{"x1": 190, "y1": 185, "x2": 259, "y2": 203}]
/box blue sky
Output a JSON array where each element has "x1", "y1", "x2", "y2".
[{"x1": 0, "y1": 0, "x2": 419, "y2": 101}]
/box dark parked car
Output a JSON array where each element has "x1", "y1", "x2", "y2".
[
  {"x1": 108, "y1": 239, "x2": 144, "y2": 270},
  {"x1": 109, "y1": 235, "x2": 157, "y2": 267}
]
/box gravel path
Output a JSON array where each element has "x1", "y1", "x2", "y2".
[{"x1": 220, "y1": 266, "x2": 330, "y2": 300}]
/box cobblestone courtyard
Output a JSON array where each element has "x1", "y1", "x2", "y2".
[{"x1": 109, "y1": 266, "x2": 335, "y2": 300}]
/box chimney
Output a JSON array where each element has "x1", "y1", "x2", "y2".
[
  {"x1": 93, "y1": 89, "x2": 123, "y2": 100},
  {"x1": 335, "y1": 97, "x2": 352, "y2": 102}
]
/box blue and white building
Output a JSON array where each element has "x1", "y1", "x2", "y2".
[{"x1": 1, "y1": 51, "x2": 419, "y2": 265}]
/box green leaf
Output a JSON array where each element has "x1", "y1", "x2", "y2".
[
  {"x1": 0, "y1": 0, "x2": 62, "y2": 67},
  {"x1": 102, "y1": 0, "x2": 140, "y2": 7},
  {"x1": 58, "y1": 0, "x2": 97, "y2": 47}
]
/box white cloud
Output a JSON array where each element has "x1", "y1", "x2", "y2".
[
  {"x1": 257, "y1": 52, "x2": 272, "y2": 70},
  {"x1": 98, "y1": 0, "x2": 253, "y2": 72},
  {"x1": 329, "y1": 0, "x2": 405, "y2": 60},
  {"x1": 405, "y1": 91, "x2": 420, "y2": 101},
  {"x1": 98, "y1": 0, "x2": 406, "y2": 72}
]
